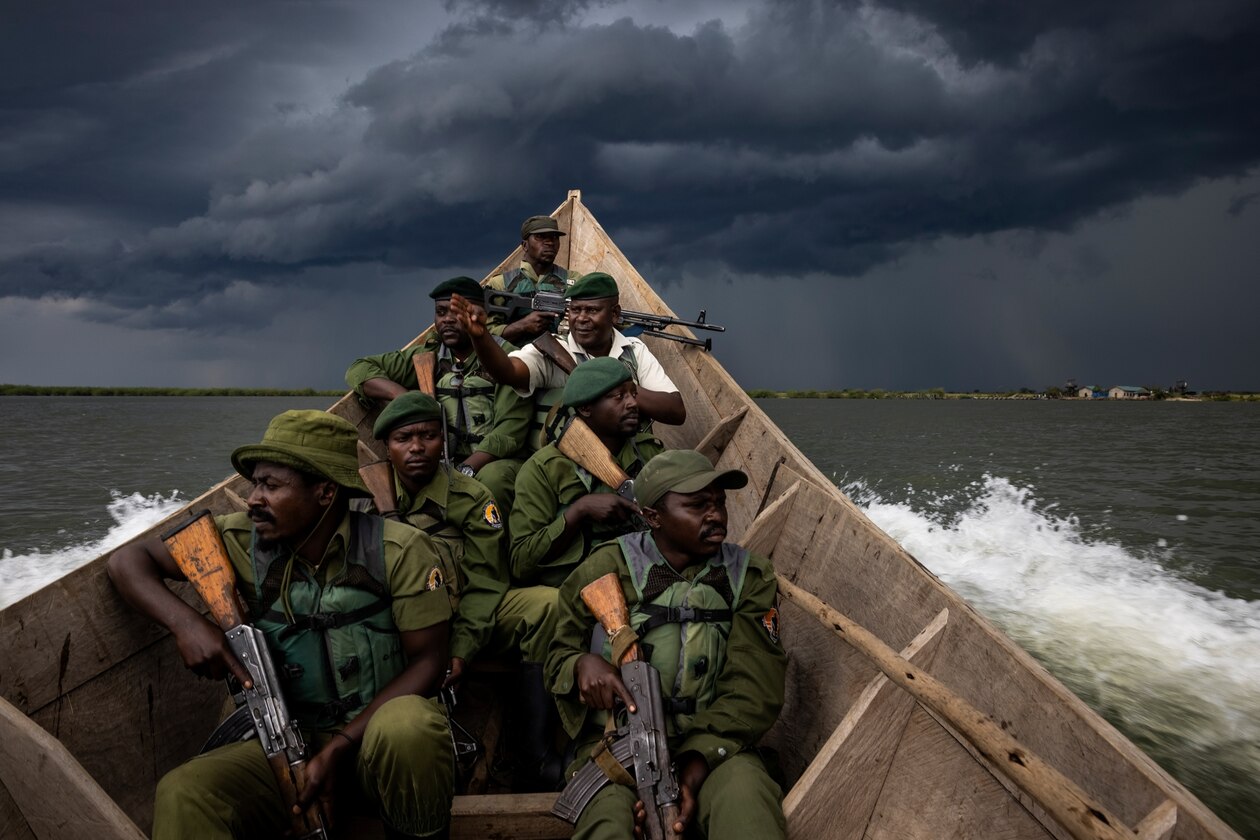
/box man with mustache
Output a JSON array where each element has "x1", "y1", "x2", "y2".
[
  {"x1": 347, "y1": 276, "x2": 532, "y2": 515},
  {"x1": 106, "y1": 410, "x2": 454, "y2": 839},
  {"x1": 545, "y1": 448, "x2": 788, "y2": 840},
  {"x1": 485, "y1": 214, "x2": 579, "y2": 344},
  {"x1": 372, "y1": 391, "x2": 561, "y2": 790}
]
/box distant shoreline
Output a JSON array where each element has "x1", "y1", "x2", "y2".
[
  {"x1": 0, "y1": 385, "x2": 342, "y2": 397},
  {"x1": 746, "y1": 389, "x2": 1260, "y2": 401}
]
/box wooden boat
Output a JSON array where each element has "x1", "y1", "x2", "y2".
[{"x1": 0, "y1": 190, "x2": 1243, "y2": 840}]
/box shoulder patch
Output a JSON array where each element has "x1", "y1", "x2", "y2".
[
  {"x1": 425, "y1": 565, "x2": 445, "y2": 592},
  {"x1": 760, "y1": 607, "x2": 780, "y2": 645},
  {"x1": 482, "y1": 501, "x2": 503, "y2": 529}
]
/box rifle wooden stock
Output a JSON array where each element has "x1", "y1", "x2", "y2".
[
  {"x1": 580, "y1": 573, "x2": 642, "y2": 664},
  {"x1": 356, "y1": 440, "x2": 400, "y2": 519},
  {"x1": 532, "y1": 332, "x2": 577, "y2": 374},
  {"x1": 557, "y1": 417, "x2": 634, "y2": 499},
  {"x1": 412, "y1": 350, "x2": 437, "y2": 396},
  {"x1": 161, "y1": 510, "x2": 246, "y2": 631}
]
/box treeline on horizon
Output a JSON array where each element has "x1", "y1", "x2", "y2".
[
  {"x1": 0, "y1": 384, "x2": 343, "y2": 397},
  {"x1": 745, "y1": 387, "x2": 1260, "y2": 401}
]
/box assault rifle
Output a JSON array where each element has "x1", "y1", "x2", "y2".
[
  {"x1": 552, "y1": 572, "x2": 682, "y2": 840},
  {"x1": 483, "y1": 289, "x2": 724, "y2": 350},
  {"x1": 162, "y1": 510, "x2": 329, "y2": 840},
  {"x1": 357, "y1": 440, "x2": 401, "y2": 521}
]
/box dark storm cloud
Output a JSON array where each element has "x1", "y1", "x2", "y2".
[{"x1": 2, "y1": 0, "x2": 1259, "y2": 328}]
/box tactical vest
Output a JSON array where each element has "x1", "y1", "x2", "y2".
[
  {"x1": 500, "y1": 265, "x2": 569, "y2": 294},
  {"x1": 435, "y1": 342, "x2": 507, "y2": 459},
  {"x1": 401, "y1": 484, "x2": 464, "y2": 613},
  {"x1": 251, "y1": 512, "x2": 404, "y2": 730},
  {"x1": 529, "y1": 342, "x2": 642, "y2": 452},
  {"x1": 599, "y1": 533, "x2": 749, "y2": 735}
]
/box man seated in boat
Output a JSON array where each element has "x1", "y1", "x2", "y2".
[
  {"x1": 545, "y1": 448, "x2": 788, "y2": 840},
  {"x1": 347, "y1": 276, "x2": 532, "y2": 516},
  {"x1": 106, "y1": 410, "x2": 454, "y2": 839},
  {"x1": 484, "y1": 214, "x2": 579, "y2": 344},
  {"x1": 371, "y1": 390, "x2": 562, "y2": 790},
  {"x1": 450, "y1": 270, "x2": 686, "y2": 449},
  {"x1": 510, "y1": 356, "x2": 665, "y2": 590}
]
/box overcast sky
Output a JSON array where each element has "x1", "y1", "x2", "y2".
[{"x1": 2, "y1": 0, "x2": 1258, "y2": 391}]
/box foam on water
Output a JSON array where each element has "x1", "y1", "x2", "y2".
[
  {"x1": 847, "y1": 473, "x2": 1260, "y2": 814},
  {"x1": 0, "y1": 490, "x2": 187, "y2": 608}
]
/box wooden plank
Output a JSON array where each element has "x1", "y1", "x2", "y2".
[
  {"x1": 451, "y1": 793, "x2": 571, "y2": 839},
  {"x1": 695, "y1": 406, "x2": 749, "y2": 464},
  {"x1": 0, "y1": 697, "x2": 146, "y2": 840},
  {"x1": 0, "y1": 778, "x2": 37, "y2": 840},
  {"x1": 784, "y1": 609, "x2": 949, "y2": 840},
  {"x1": 1135, "y1": 801, "x2": 1177, "y2": 840}
]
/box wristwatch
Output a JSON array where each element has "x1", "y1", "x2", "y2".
[{"x1": 457, "y1": 464, "x2": 477, "y2": 478}]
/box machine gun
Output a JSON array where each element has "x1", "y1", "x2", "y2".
[
  {"x1": 162, "y1": 510, "x2": 329, "y2": 840},
  {"x1": 552, "y1": 572, "x2": 682, "y2": 840},
  {"x1": 483, "y1": 289, "x2": 724, "y2": 350}
]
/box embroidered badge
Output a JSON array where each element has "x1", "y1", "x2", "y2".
[
  {"x1": 760, "y1": 607, "x2": 780, "y2": 645},
  {"x1": 483, "y1": 502, "x2": 503, "y2": 529},
  {"x1": 426, "y1": 566, "x2": 445, "y2": 592}
]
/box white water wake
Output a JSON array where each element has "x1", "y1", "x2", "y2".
[
  {"x1": 0, "y1": 490, "x2": 187, "y2": 608},
  {"x1": 847, "y1": 473, "x2": 1260, "y2": 808}
]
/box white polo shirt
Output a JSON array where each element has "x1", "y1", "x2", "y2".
[{"x1": 509, "y1": 329, "x2": 679, "y2": 398}]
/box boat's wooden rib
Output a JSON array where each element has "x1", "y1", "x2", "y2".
[
  {"x1": 783, "y1": 609, "x2": 949, "y2": 839},
  {"x1": 0, "y1": 191, "x2": 1245, "y2": 840},
  {"x1": 223, "y1": 487, "x2": 248, "y2": 512}
]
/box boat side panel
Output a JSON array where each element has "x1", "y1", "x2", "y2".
[{"x1": 0, "y1": 783, "x2": 37, "y2": 840}]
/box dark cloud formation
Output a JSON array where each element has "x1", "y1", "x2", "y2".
[{"x1": 1, "y1": 0, "x2": 1258, "y2": 388}]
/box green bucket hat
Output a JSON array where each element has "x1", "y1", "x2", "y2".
[
  {"x1": 373, "y1": 392, "x2": 443, "y2": 439},
  {"x1": 636, "y1": 449, "x2": 748, "y2": 508},
  {"x1": 521, "y1": 215, "x2": 565, "y2": 238},
  {"x1": 565, "y1": 272, "x2": 619, "y2": 300},
  {"x1": 231, "y1": 410, "x2": 370, "y2": 497},
  {"x1": 562, "y1": 356, "x2": 632, "y2": 407},
  {"x1": 430, "y1": 276, "x2": 485, "y2": 303}
]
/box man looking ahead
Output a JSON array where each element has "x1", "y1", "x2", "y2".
[{"x1": 107, "y1": 410, "x2": 454, "y2": 839}]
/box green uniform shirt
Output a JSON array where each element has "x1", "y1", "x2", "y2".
[
  {"x1": 508, "y1": 431, "x2": 665, "y2": 587},
  {"x1": 215, "y1": 510, "x2": 452, "y2": 633},
  {"x1": 545, "y1": 537, "x2": 786, "y2": 772},
  {"x1": 484, "y1": 261, "x2": 578, "y2": 335},
  {"x1": 394, "y1": 468, "x2": 508, "y2": 663},
  {"x1": 345, "y1": 339, "x2": 531, "y2": 460}
]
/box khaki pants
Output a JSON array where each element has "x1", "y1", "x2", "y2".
[
  {"x1": 153, "y1": 695, "x2": 453, "y2": 839},
  {"x1": 572, "y1": 751, "x2": 784, "y2": 840},
  {"x1": 489, "y1": 584, "x2": 558, "y2": 663}
]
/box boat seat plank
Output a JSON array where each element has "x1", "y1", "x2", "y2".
[
  {"x1": 450, "y1": 793, "x2": 571, "y2": 839},
  {"x1": 1135, "y1": 800, "x2": 1177, "y2": 840},
  {"x1": 695, "y1": 406, "x2": 749, "y2": 464},
  {"x1": 784, "y1": 609, "x2": 949, "y2": 840},
  {"x1": 0, "y1": 696, "x2": 146, "y2": 840}
]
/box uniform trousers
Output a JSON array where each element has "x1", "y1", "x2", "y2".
[{"x1": 487, "y1": 584, "x2": 558, "y2": 663}]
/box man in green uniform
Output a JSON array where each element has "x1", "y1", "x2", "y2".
[
  {"x1": 545, "y1": 448, "x2": 787, "y2": 839},
  {"x1": 106, "y1": 410, "x2": 454, "y2": 839},
  {"x1": 509, "y1": 356, "x2": 666, "y2": 589},
  {"x1": 346, "y1": 276, "x2": 532, "y2": 516},
  {"x1": 485, "y1": 214, "x2": 579, "y2": 344},
  {"x1": 372, "y1": 392, "x2": 561, "y2": 789}
]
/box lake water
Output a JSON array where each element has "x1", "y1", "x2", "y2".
[{"x1": 1, "y1": 396, "x2": 1257, "y2": 836}]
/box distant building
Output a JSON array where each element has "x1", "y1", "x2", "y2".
[
  {"x1": 1078, "y1": 385, "x2": 1106, "y2": 399},
  {"x1": 1108, "y1": 385, "x2": 1151, "y2": 400}
]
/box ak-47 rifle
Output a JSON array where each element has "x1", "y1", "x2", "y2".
[
  {"x1": 356, "y1": 440, "x2": 401, "y2": 521},
  {"x1": 556, "y1": 415, "x2": 636, "y2": 504},
  {"x1": 552, "y1": 572, "x2": 682, "y2": 840},
  {"x1": 162, "y1": 510, "x2": 329, "y2": 840},
  {"x1": 411, "y1": 350, "x2": 451, "y2": 464},
  {"x1": 484, "y1": 289, "x2": 724, "y2": 350}
]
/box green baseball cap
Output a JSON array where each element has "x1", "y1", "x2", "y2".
[
  {"x1": 565, "y1": 271, "x2": 619, "y2": 300},
  {"x1": 231, "y1": 410, "x2": 371, "y2": 497},
  {"x1": 373, "y1": 391, "x2": 443, "y2": 439},
  {"x1": 430, "y1": 276, "x2": 484, "y2": 303},
  {"x1": 636, "y1": 449, "x2": 748, "y2": 508},
  {"x1": 521, "y1": 215, "x2": 565, "y2": 238},
  {"x1": 562, "y1": 356, "x2": 632, "y2": 407}
]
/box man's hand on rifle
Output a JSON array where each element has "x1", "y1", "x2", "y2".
[
  {"x1": 502, "y1": 310, "x2": 555, "y2": 344},
  {"x1": 566, "y1": 494, "x2": 640, "y2": 528},
  {"x1": 294, "y1": 733, "x2": 356, "y2": 832},
  {"x1": 575, "y1": 653, "x2": 637, "y2": 713},
  {"x1": 442, "y1": 656, "x2": 466, "y2": 691},
  {"x1": 170, "y1": 613, "x2": 254, "y2": 688},
  {"x1": 629, "y1": 752, "x2": 708, "y2": 837}
]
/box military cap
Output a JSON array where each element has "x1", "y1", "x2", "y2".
[
  {"x1": 565, "y1": 271, "x2": 619, "y2": 300},
  {"x1": 373, "y1": 391, "x2": 444, "y2": 439},
  {"x1": 430, "y1": 276, "x2": 484, "y2": 303},
  {"x1": 231, "y1": 410, "x2": 371, "y2": 496},
  {"x1": 561, "y1": 356, "x2": 632, "y2": 407},
  {"x1": 636, "y1": 448, "x2": 748, "y2": 508},
  {"x1": 521, "y1": 215, "x2": 565, "y2": 238}
]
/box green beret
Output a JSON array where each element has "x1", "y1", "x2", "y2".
[
  {"x1": 430, "y1": 276, "x2": 484, "y2": 303},
  {"x1": 565, "y1": 272, "x2": 619, "y2": 300},
  {"x1": 373, "y1": 391, "x2": 444, "y2": 439},
  {"x1": 521, "y1": 215, "x2": 565, "y2": 238},
  {"x1": 562, "y1": 356, "x2": 632, "y2": 407},
  {"x1": 636, "y1": 449, "x2": 749, "y2": 508},
  {"x1": 231, "y1": 410, "x2": 370, "y2": 497}
]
